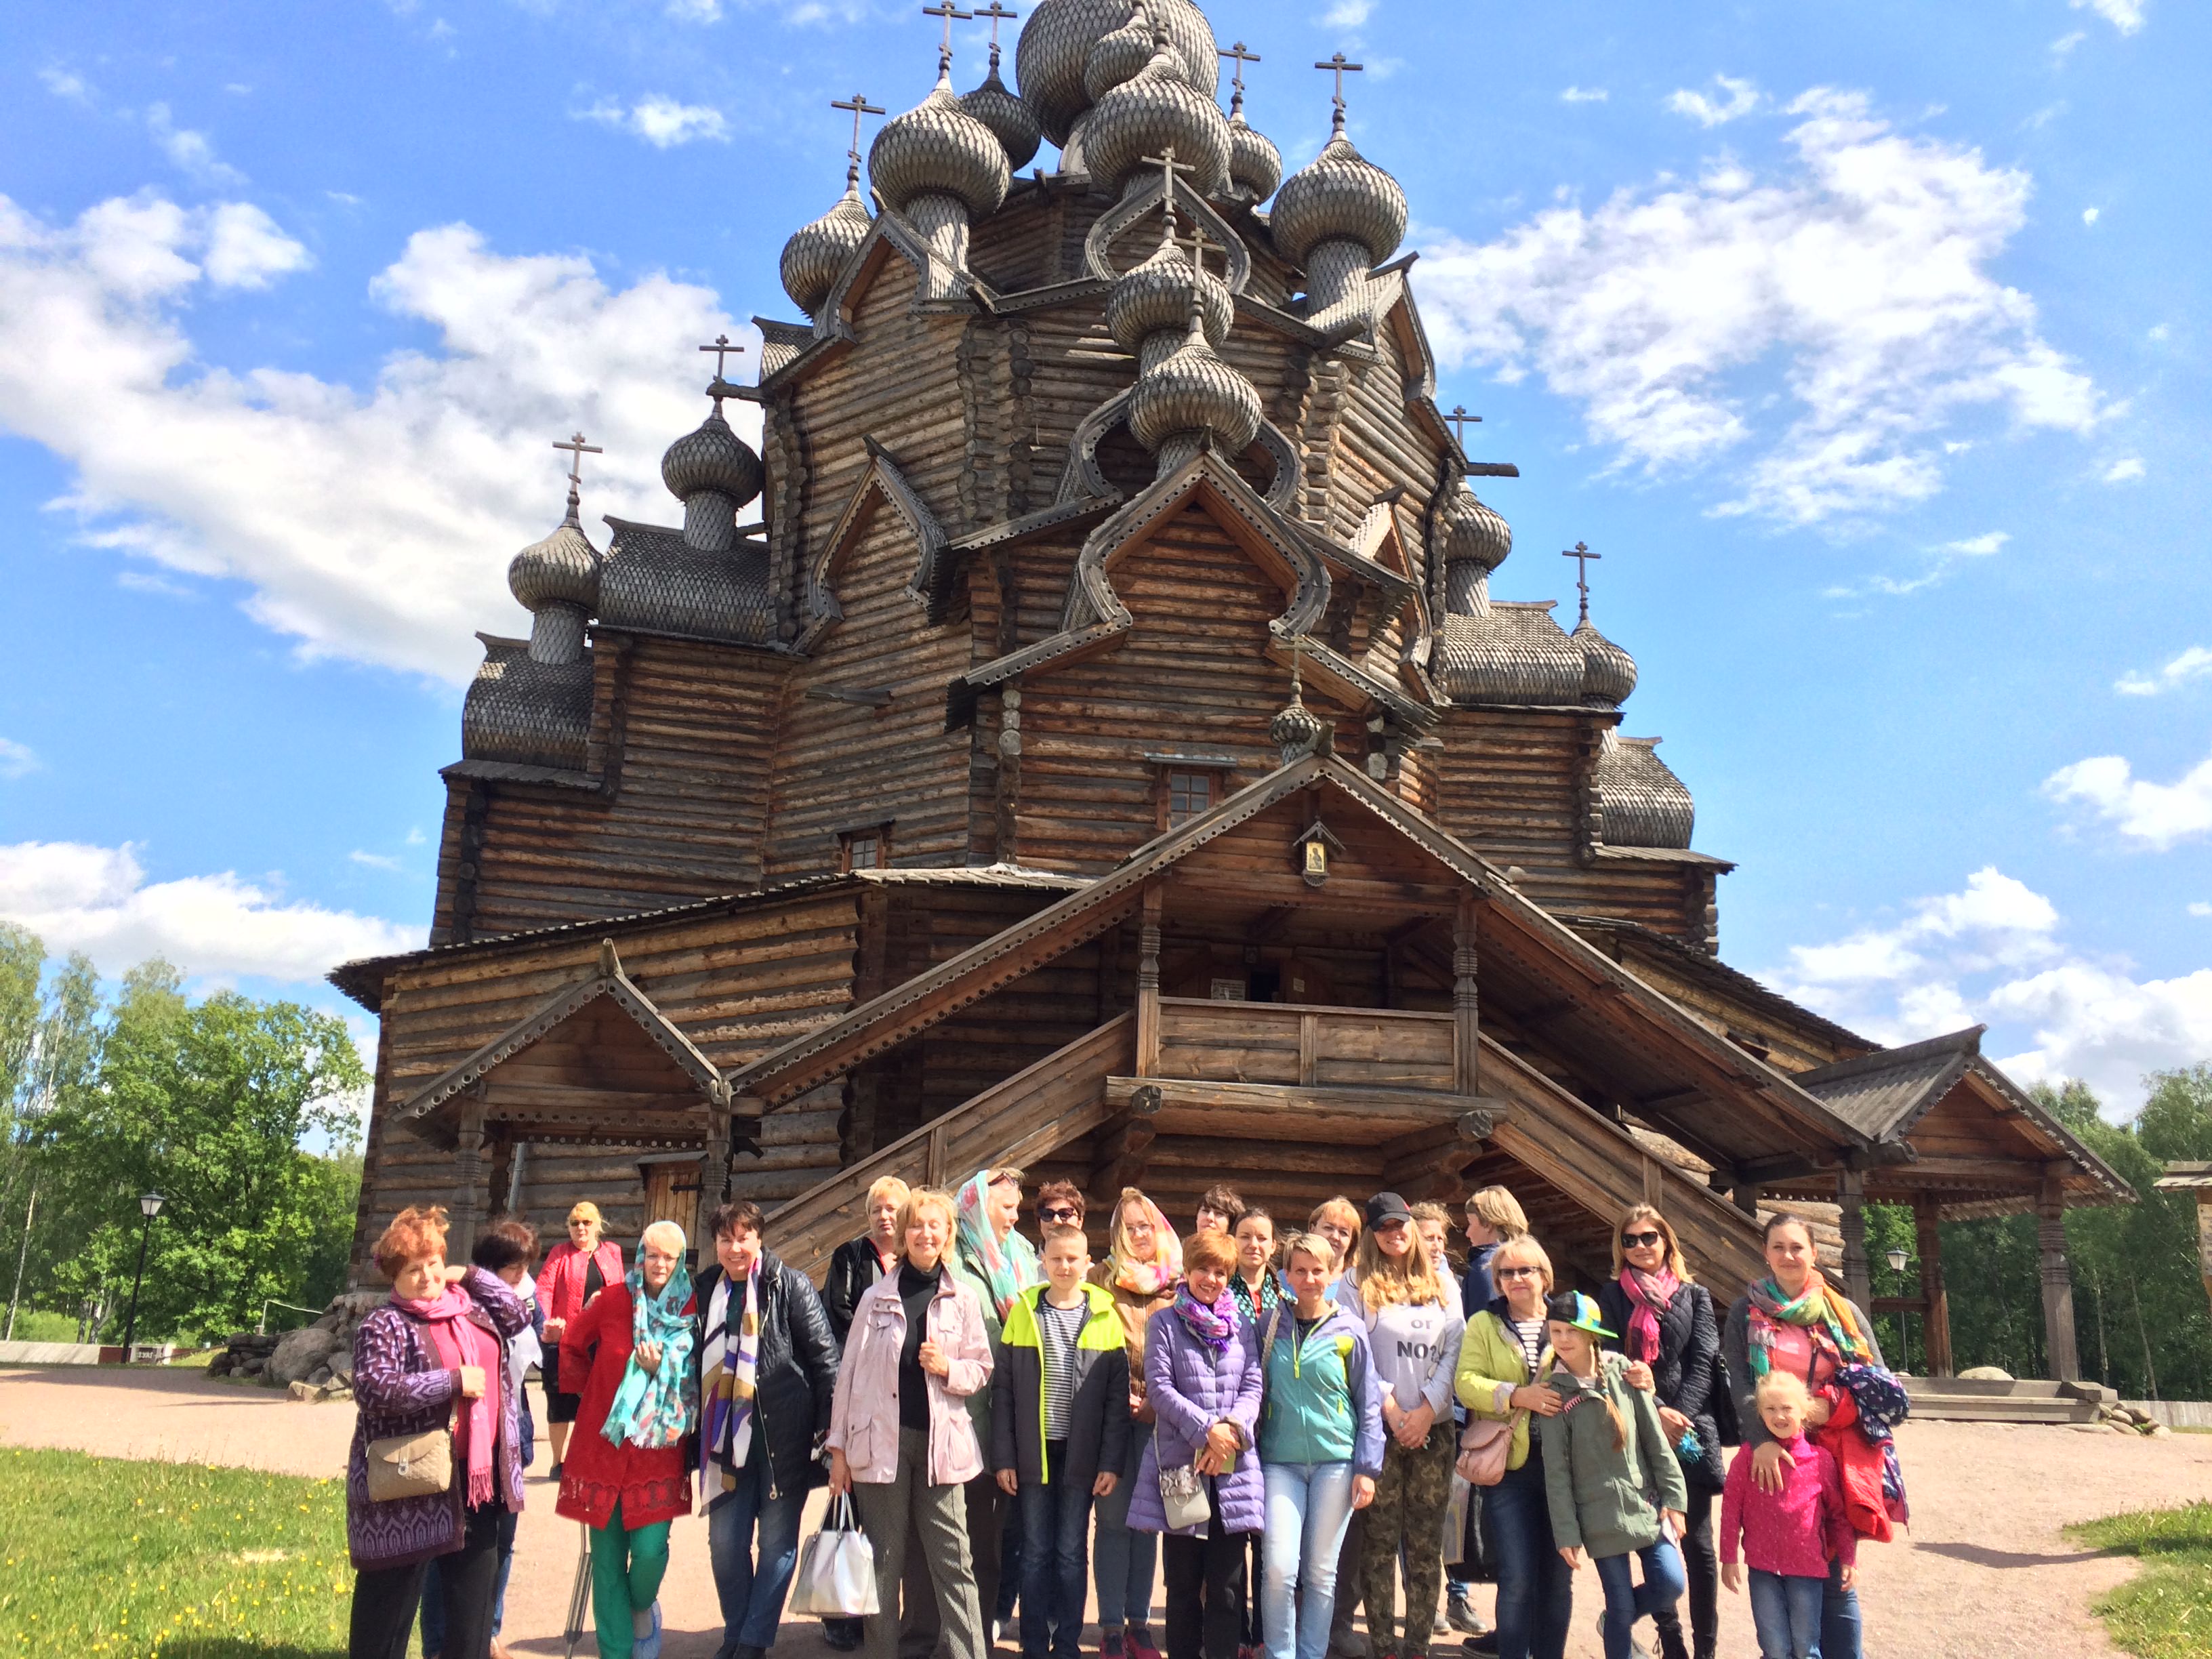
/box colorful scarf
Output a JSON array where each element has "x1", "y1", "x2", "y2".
[
  {"x1": 399, "y1": 1285, "x2": 500, "y2": 1506},
  {"x1": 1172, "y1": 1284, "x2": 1237, "y2": 1354},
  {"x1": 1745, "y1": 1269, "x2": 1872, "y2": 1381},
  {"x1": 1617, "y1": 1265, "x2": 1681, "y2": 1365},
  {"x1": 1229, "y1": 1266, "x2": 1281, "y2": 1328},
  {"x1": 956, "y1": 1170, "x2": 1042, "y2": 1321},
  {"x1": 700, "y1": 1265, "x2": 760, "y2": 1491},
  {"x1": 1105, "y1": 1192, "x2": 1183, "y2": 1298},
  {"x1": 602, "y1": 1261, "x2": 699, "y2": 1451}
]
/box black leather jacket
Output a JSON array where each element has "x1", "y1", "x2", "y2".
[
  {"x1": 693, "y1": 1248, "x2": 842, "y2": 1500},
  {"x1": 823, "y1": 1234, "x2": 890, "y2": 1344}
]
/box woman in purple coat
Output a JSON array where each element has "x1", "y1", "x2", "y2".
[{"x1": 1129, "y1": 1229, "x2": 1265, "y2": 1659}]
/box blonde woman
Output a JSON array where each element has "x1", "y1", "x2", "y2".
[
  {"x1": 1090, "y1": 1187, "x2": 1183, "y2": 1659},
  {"x1": 540, "y1": 1201, "x2": 625, "y2": 1477},
  {"x1": 1343, "y1": 1193, "x2": 1462, "y2": 1659}
]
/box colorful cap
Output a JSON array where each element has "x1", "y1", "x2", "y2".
[{"x1": 1544, "y1": 1290, "x2": 1618, "y2": 1340}]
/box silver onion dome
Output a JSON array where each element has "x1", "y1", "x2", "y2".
[
  {"x1": 510, "y1": 499, "x2": 602, "y2": 615},
  {"x1": 1271, "y1": 681, "x2": 1326, "y2": 763},
  {"x1": 1225, "y1": 110, "x2": 1282, "y2": 204},
  {"x1": 780, "y1": 178, "x2": 873, "y2": 318},
  {"x1": 1129, "y1": 302, "x2": 1263, "y2": 459},
  {"x1": 1437, "y1": 482, "x2": 1511, "y2": 573},
  {"x1": 661, "y1": 405, "x2": 764, "y2": 508},
  {"x1": 1106, "y1": 237, "x2": 1233, "y2": 358},
  {"x1": 962, "y1": 54, "x2": 1042, "y2": 172},
  {"x1": 1084, "y1": 41, "x2": 1232, "y2": 197},
  {"x1": 1082, "y1": 3, "x2": 1157, "y2": 101},
  {"x1": 1269, "y1": 127, "x2": 1408, "y2": 267},
  {"x1": 1574, "y1": 615, "x2": 1639, "y2": 708},
  {"x1": 870, "y1": 70, "x2": 1012, "y2": 218},
  {"x1": 1016, "y1": 0, "x2": 1218, "y2": 150}
]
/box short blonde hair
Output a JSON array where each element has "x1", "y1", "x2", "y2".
[
  {"x1": 897, "y1": 1186, "x2": 958, "y2": 1245},
  {"x1": 567, "y1": 1201, "x2": 604, "y2": 1227},
  {"x1": 1282, "y1": 1231, "x2": 1335, "y2": 1272},
  {"x1": 866, "y1": 1176, "x2": 912, "y2": 1212},
  {"x1": 1756, "y1": 1370, "x2": 1811, "y2": 1408},
  {"x1": 1465, "y1": 1187, "x2": 1528, "y2": 1239},
  {"x1": 1488, "y1": 1234, "x2": 1554, "y2": 1296},
  {"x1": 640, "y1": 1219, "x2": 687, "y2": 1258}
]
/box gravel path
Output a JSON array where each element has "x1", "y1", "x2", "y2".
[{"x1": 6, "y1": 1366, "x2": 2207, "y2": 1657}]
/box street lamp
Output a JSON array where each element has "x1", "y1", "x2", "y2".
[
  {"x1": 121, "y1": 1193, "x2": 165, "y2": 1362},
  {"x1": 1886, "y1": 1246, "x2": 1909, "y2": 1274}
]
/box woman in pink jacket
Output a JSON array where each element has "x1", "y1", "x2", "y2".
[{"x1": 827, "y1": 1185, "x2": 994, "y2": 1659}]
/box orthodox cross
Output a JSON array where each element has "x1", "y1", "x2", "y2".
[
  {"x1": 975, "y1": 0, "x2": 1018, "y2": 62},
  {"x1": 1447, "y1": 403, "x2": 1520, "y2": 480},
  {"x1": 923, "y1": 1, "x2": 973, "y2": 66},
  {"x1": 1141, "y1": 146, "x2": 1197, "y2": 243},
  {"x1": 1562, "y1": 541, "x2": 1601, "y2": 623},
  {"x1": 700, "y1": 334, "x2": 747, "y2": 401},
  {"x1": 1220, "y1": 40, "x2": 1261, "y2": 110},
  {"x1": 552, "y1": 432, "x2": 602, "y2": 512},
  {"x1": 1446, "y1": 405, "x2": 1479, "y2": 449},
  {"x1": 832, "y1": 93, "x2": 886, "y2": 173},
  {"x1": 1314, "y1": 52, "x2": 1364, "y2": 124}
]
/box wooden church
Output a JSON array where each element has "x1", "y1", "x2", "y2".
[{"x1": 333, "y1": 0, "x2": 2129, "y2": 1376}]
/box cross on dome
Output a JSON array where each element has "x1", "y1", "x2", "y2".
[
  {"x1": 1314, "y1": 52, "x2": 1364, "y2": 129},
  {"x1": 1562, "y1": 541, "x2": 1602, "y2": 623},
  {"x1": 1220, "y1": 40, "x2": 1261, "y2": 109},
  {"x1": 700, "y1": 334, "x2": 747, "y2": 401},
  {"x1": 1140, "y1": 145, "x2": 1198, "y2": 247},
  {"x1": 831, "y1": 91, "x2": 886, "y2": 179},
  {"x1": 922, "y1": 0, "x2": 973, "y2": 69},
  {"x1": 975, "y1": 1, "x2": 1018, "y2": 51},
  {"x1": 552, "y1": 432, "x2": 602, "y2": 490}
]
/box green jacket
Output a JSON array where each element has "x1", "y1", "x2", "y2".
[
  {"x1": 1455, "y1": 1309, "x2": 1540, "y2": 1471},
  {"x1": 1536, "y1": 1349, "x2": 1688, "y2": 1559},
  {"x1": 1258, "y1": 1301, "x2": 1387, "y2": 1476},
  {"x1": 992, "y1": 1281, "x2": 1130, "y2": 1486}
]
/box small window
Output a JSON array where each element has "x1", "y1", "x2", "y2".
[
  {"x1": 842, "y1": 829, "x2": 886, "y2": 872},
  {"x1": 1167, "y1": 770, "x2": 1214, "y2": 825}
]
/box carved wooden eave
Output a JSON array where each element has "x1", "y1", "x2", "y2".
[
  {"x1": 1082, "y1": 173, "x2": 1254, "y2": 294},
  {"x1": 396, "y1": 939, "x2": 729, "y2": 1149},
  {"x1": 1266, "y1": 628, "x2": 1436, "y2": 732},
  {"x1": 796, "y1": 438, "x2": 953, "y2": 651},
  {"x1": 754, "y1": 216, "x2": 947, "y2": 400}
]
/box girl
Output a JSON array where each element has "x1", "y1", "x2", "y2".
[
  {"x1": 1536, "y1": 1292, "x2": 1687, "y2": 1659},
  {"x1": 1091, "y1": 1188, "x2": 1185, "y2": 1659},
  {"x1": 1720, "y1": 1373, "x2": 1855, "y2": 1659}
]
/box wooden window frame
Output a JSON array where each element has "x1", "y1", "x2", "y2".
[
  {"x1": 840, "y1": 822, "x2": 893, "y2": 873},
  {"x1": 1147, "y1": 756, "x2": 1236, "y2": 832}
]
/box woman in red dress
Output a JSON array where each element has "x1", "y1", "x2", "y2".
[{"x1": 539, "y1": 1202, "x2": 627, "y2": 1477}]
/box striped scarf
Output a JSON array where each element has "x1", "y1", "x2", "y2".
[{"x1": 701, "y1": 1265, "x2": 760, "y2": 1491}]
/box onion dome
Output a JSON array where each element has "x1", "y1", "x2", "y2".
[
  {"x1": 1437, "y1": 482, "x2": 1511, "y2": 574},
  {"x1": 962, "y1": 50, "x2": 1042, "y2": 172},
  {"x1": 661, "y1": 405, "x2": 764, "y2": 508},
  {"x1": 1225, "y1": 108, "x2": 1282, "y2": 204},
  {"x1": 781, "y1": 176, "x2": 873, "y2": 318},
  {"x1": 1269, "y1": 124, "x2": 1408, "y2": 267},
  {"x1": 1574, "y1": 614, "x2": 1638, "y2": 708},
  {"x1": 1016, "y1": 0, "x2": 1218, "y2": 150},
  {"x1": 1106, "y1": 235, "x2": 1233, "y2": 357},
  {"x1": 870, "y1": 69, "x2": 1012, "y2": 218},
  {"x1": 1083, "y1": 3, "x2": 1158, "y2": 100},
  {"x1": 1129, "y1": 298, "x2": 1263, "y2": 461},
  {"x1": 1084, "y1": 40, "x2": 1232, "y2": 197},
  {"x1": 1271, "y1": 679, "x2": 1326, "y2": 763},
  {"x1": 509, "y1": 495, "x2": 601, "y2": 617}
]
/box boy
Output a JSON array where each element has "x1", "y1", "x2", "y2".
[{"x1": 994, "y1": 1223, "x2": 1132, "y2": 1659}]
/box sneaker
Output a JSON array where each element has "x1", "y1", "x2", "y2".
[
  {"x1": 1127, "y1": 1631, "x2": 1164, "y2": 1659},
  {"x1": 1595, "y1": 1616, "x2": 1649, "y2": 1659},
  {"x1": 1444, "y1": 1595, "x2": 1485, "y2": 1638},
  {"x1": 1101, "y1": 1631, "x2": 1126, "y2": 1659},
  {"x1": 825, "y1": 1623, "x2": 864, "y2": 1653}
]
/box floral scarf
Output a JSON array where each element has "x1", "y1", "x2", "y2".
[
  {"x1": 397, "y1": 1284, "x2": 500, "y2": 1506},
  {"x1": 1617, "y1": 1265, "x2": 1681, "y2": 1365},
  {"x1": 1105, "y1": 1192, "x2": 1183, "y2": 1298},
  {"x1": 602, "y1": 1260, "x2": 699, "y2": 1450},
  {"x1": 956, "y1": 1170, "x2": 1042, "y2": 1321},
  {"x1": 1746, "y1": 1269, "x2": 1872, "y2": 1380},
  {"x1": 1171, "y1": 1284, "x2": 1237, "y2": 1355}
]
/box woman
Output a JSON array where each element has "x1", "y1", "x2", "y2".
[
  {"x1": 1035, "y1": 1179, "x2": 1088, "y2": 1234},
  {"x1": 1257, "y1": 1231, "x2": 1382, "y2": 1659},
  {"x1": 347, "y1": 1204, "x2": 530, "y2": 1659},
  {"x1": 1091, "y1": 1188, "x2": 1185, "y2": 1659},
  {"x1": 827, "y1": 1177, "x2": 910, "y2": 1343},
  {"x1": 558, "y1": 1219, "x2": 698, "y2": 1659},
  {"x1": 1345, "y1": 1193, "x2": 1462, "y2": 1659},
  {"x1": 1228, "y1": 1206, "x2": 1281, "y2": 1659},
  {"x1": 540, "y1": 1202, "x2": 626, "y2": 1477},
  {"x1": 1597, "y1": 1205, "x2": 1725, "y2": 1659},
  {"x1": 1307, "y1": 1198, "x2": 1361, "y2": 1277},
  {"x1": 1195, "y1": 1185, "x2": 1245, "y2": 1240},
  {"x1": 1129, "y1": 1228, "x2": 1265, "y2": 1659},
  {"x1": 1454, "y1": 1234, "x2": 1572, "y2": 1659},
  {"x1": 1723, "y1": 1214, "x2": 1889, "y2": 1659},
  {"x1": 826, "y1": 1185, "x2": 995, "y2": 1659},
  {"x1": 949, "y1": 1167, "x2": 1038, "y2": 1644}
]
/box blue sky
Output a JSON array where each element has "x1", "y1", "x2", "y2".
[{"x1": 1, "y1": 0, "x2": 2207, "y2": 1113}]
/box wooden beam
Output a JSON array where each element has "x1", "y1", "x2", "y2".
[
  {"x1": 1454, "y1": 890, "x2": 1481, "y2": 1097},
  {"x1": 1136, "y1": 886, "x2": 1164, "y2": 1079},
  {"x1": 1382, "y1": 1111, "x2": 1492, "y2": 1196},
  {"x1": 1837, "y1": 1167, "x2": 1871, "y2": 1312},
  {"x1": 1089, "y1": 1085, "x2": 1162, "y2": 1210},
  {"x1": 2039, "y1": 1170, "x2": 2080, "y2": 1382},
  {"x1": 1247, "y1": 907, "x2": 1298, "y2": 944},
  {"x1": 1916, "y1": 1193, "x2": 1953, "y2": 1376},
  {"x1": 1105, "y1": 1076, "x2": 1503, "y2": 1141}
]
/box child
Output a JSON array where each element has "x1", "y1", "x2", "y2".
[
  {"x1": 1719, "y1": 1372, "x2": 1856, "y2": 1659},
  {"x1": 1536, "y1": 1291, "x2": 1688, "y2": 1659},
  {"x1": 995, "y1": 1223, "x2": 1133, "y2": 1659}
]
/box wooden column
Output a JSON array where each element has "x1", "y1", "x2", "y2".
[
  {"x1": 1732, "y1": 1179, "x2": 1761, "y2": 1218},
  {"x1": 698, "y1": 1088, "x2": 733, "y2": 1252},
  {"x1": 2039, "y1": 1169, "x2": 2081, "y2": 1382},
  {"x1": 1135, "y1": 886, "x2": 1163, "y2": 1078},
  {"x1": 452, "y1": 1099, "x2": 487, "y2": 1258},
  {"x1": 1913, "y1": 1195, "x2": 1953, "y2": 1377},
  {"x1": 1452, "y1": 893, "x2": 1481, "y2": 1097},
  {"x1": 1837, "y1": 1168, "x2": 1871, "y2": 1313}
]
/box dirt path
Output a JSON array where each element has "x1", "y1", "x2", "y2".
[{"x1": 6, "y1": 1367, "x2": 2207, "y2": 1657}]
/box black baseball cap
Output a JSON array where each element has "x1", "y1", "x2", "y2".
[{"x1": 1366, "y1": 1191, "x2": 1413, "y2": 1229}]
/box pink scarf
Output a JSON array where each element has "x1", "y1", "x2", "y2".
[
  {"x1": 1617, "y1": 1265, "x2": 1681, "y2": 1365},
  {"x1": 399, "y1": 1286, "x2": 500, "y2": 1507}
]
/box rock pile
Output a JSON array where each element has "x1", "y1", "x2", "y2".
[
  {"x1": 208, "y1": 1290, "x2": 383, "y2": 1403},
  {"x1": 2093, "y1": 1401, "x2": 2172, "y2": 1437}
]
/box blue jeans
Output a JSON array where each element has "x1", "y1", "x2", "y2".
[
  {"x1": 1821, "y1": 1557, "x2": 1860, "y2": 1659},
  {"x1": 708, "y1": 1437, "x2": 808, "y2": 1656},
  {"x1": 1591, "y1": 1540, "x2": 1684, "y2": 1659},
  {"x1": 1749, "y1": 1569, "x2": 1826, "y2": 1659},
  {"x1": 1259, "y1": 1462, "x2": 1356, "y2": 1659},
  {"x1": 419, "y1": 1505, "x2": 518, "y2": 1654},
  {"x1": 1093, "y1": 1431, "x2": 1158, "y2": 1633},
  {"x1": 1481, "y1": 1458, "x2": 1571, "y2": 1659},
  {"x1": 1019, "y1": 1448, "x2": 1097, "y2": 1659}
]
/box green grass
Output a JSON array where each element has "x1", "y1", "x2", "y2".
[
  {"x1": 2070, "y1": 1501, "x2": 2212, "y2": 1658},
  {"x1": 0, "y1": 1446, "x2": 354, "y2": 1657}
]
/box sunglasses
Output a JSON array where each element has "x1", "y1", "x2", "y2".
[
  {"x1": 1039, "y1": 1206, "x2": 1079, "y2": 1223},
  {"x1": 1621, "y1": 1230, "x2": 1664, "y2": 1249},
  {"x1": 1496, "y1": 1265, "x2": 1542, "y2": 1280}
]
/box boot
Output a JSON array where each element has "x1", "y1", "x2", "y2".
[{"x1": 1651, "y1": 1610, "x2": 1690, "y2": 1659}]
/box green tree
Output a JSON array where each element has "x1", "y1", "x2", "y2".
[{"x1": 1, "y1": 931, "x2": 108, "y2": 1338}]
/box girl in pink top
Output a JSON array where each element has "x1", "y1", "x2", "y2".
[{"x1": 1721, "y1": 1374, "x2": 1856, "y2": 1659}]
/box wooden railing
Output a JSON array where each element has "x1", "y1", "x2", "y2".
[
  {"x1": 767, "y1": 1012, "x2": 1136, "y2": 1284},
  {"x1": 1154, "y1": 998, "x2": 1457, "y2": 1092}
]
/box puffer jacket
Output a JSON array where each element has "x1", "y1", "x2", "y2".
[
  {"x1": 825, "y1": 1266, "x2": 993, "y2": 1487},
  {"x1": 1536, "y1": 1349, "x2": 1687, "y2": 1560},
  {"x1": 991, "y1": 1281, "x2": 1130, "y2": 1488},
  {"x1": 824, "y1": 1235, "x2": 893, "y2": 1343},
  {"x1": 1597, "y1": 1277, "x2": 1727, "y2": 1490},
  {"x1": 1256, "y1": 1300, "x2": 1386, "y2": 1477},
  {"x1": 1128, "y1": 1298, "x2": 1265, "y2": 1536},
  {"x1": 693, "y1": 1250, "x2": 842, "y2": 1500}
]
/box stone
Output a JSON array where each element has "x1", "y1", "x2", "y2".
[
  {"x1": 267, "y1": 1324, "x2": 342, "y2": 1387},
  {"x1": 2150, "y1": 1423, "x2": 2173, "y2": 1437},
  {"x1": 287, "y1": 1379, "x2": 321, "y2": 1402},
  {"x1": 1959, "y1": 1366, "x2": 2014, "y2": 1382},
  {"x1": 306, "y1": 1364, "x2": 333, "y2": 1387},
  {"x1": 321, "y1": 1382, "x2": 354, "y2": 1403},
  {"x1": 329, "y1": 1351, "x2": 355, "y2": 1383}
]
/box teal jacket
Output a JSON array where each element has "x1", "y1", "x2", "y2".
[
  {"x1": 1536, "y1": 1349, "x2": 1689, "y2": 1559},
  {"x1": 1257, "y1": 1301, "x2": 1387, "y2": 1477}
]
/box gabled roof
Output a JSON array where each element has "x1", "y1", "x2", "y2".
[
  {"x1": 1795, "y1": 1027, "x2": 1982, "y2": 1139},
  {"x1": 797, "y1": 437, "x2": 952, "y2": 649}
]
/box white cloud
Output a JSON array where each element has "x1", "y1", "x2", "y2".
[
  {"x1": 2052, "y1": 29, "x2": 2089, "y2": 55},
  {"x1": 348, "y1": 849, "x2": 405, "y2": 872},
  {"x1": 1824, "y1": 530, "x2": 2009, "y2": 600},
  {"x1": 0, "y1": 840, "x2": 421, "y2": 983},
  {"x1": 2082, "y1": 206, "x2": 2101, "y2": 225},
  {"x1": 1560, "y1": 87, "x2": 1610, "y2": 104},
  {"x1": 1770, "y1": 867, "x2": 2211, "y2": 1112},
  {"x1": 1322, "y1": 0, "x2": 1376, "y2": 25},
  {"x1": 1416, "y1": 89, "x2": 2104, "y2": 525},
  {"x1": 580, "y1": 95, "x2": 731, "y2": 148},
  {"x1": 201, "y1": 203, "x2": 315, "y2": 289},
  {"x1": 0, "y1": 190, "x2": 755, "y2": 682},
  {"x1": 666, "y1": 0, "x2": 721, "y2": 16},
  {"x1": 2115, "y1": 644, "x2": 2212, "y2": 697},
  {"x1": 145, "y1": 102, "x2": 247, "y2": 186},
  {"x1": 0, "y1": 739, "x2": 40, "y2": 779},
  {"x1": 1666, "y1": 75, "x2": 1763, "y2": 127},
  {"x1": 2044, "y1": 750, "x2": 2212, "y2": 850},
  {"x1": 39, "y1": 66, "x2": 91, "y2": 104},
  {"x1": 2072, "y1": 0, "x2": 2146, "y2": 35},
  {"x1": 2190, "y1": 901, "x2": 2212, "y2": 918},
  {"x1": 2101, "y1": 455, "x2": 2145, "y2": 483}
]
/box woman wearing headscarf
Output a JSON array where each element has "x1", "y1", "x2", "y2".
[
  {"x1": 347, "y1": 1205, "x2": 530, "y2": 1659},
  {"x1": 1596, "y1": 1205, "x2": 1726, "y2": 1659},
  {"x1": 540, "y1": 1202, "x2": 626, "y2": 1478},
  {"x1": 1090, "y1": 1187, "x2": 1184, "y2": 1659},
  {"x1": 558, "y1": 1218, "x2": 699, "y2": 1659}
]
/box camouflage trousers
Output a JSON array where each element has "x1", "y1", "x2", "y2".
[{"x1": 1359, "y1": 1419, "x2": 1456, "y2": 1658}]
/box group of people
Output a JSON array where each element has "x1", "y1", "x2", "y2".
[{"x1": 344, "y1": 1172, "x2": 1905, "y2": 1659}]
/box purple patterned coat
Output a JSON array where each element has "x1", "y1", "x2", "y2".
[
  {"x1": 346, "y1": 1265, "x2": 530, "y2": 1570},
  {"x1": 1128, "y1": 1299, "x2": 1265, "y2": 1537}
]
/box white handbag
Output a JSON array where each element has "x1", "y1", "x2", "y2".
[{"x1": 792, "y1": 1494, "x2": 880, "y2": 1618}]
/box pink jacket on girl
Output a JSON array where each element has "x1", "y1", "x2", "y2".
[
  {"x1": 826, "y1": 1267, "x2": 994, "y2": 1486},
  {"x1": 1719, "y1": 1431, "x2": 1857, "y2": 1579}
]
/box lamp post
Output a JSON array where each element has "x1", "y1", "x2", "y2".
[
  {"x1": 121, "y1": 1193, "x2": 165, "y2": 1362},
  {"x1": 1885, "y1": 1245, "x2": 1912, "y2": 1372}
]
